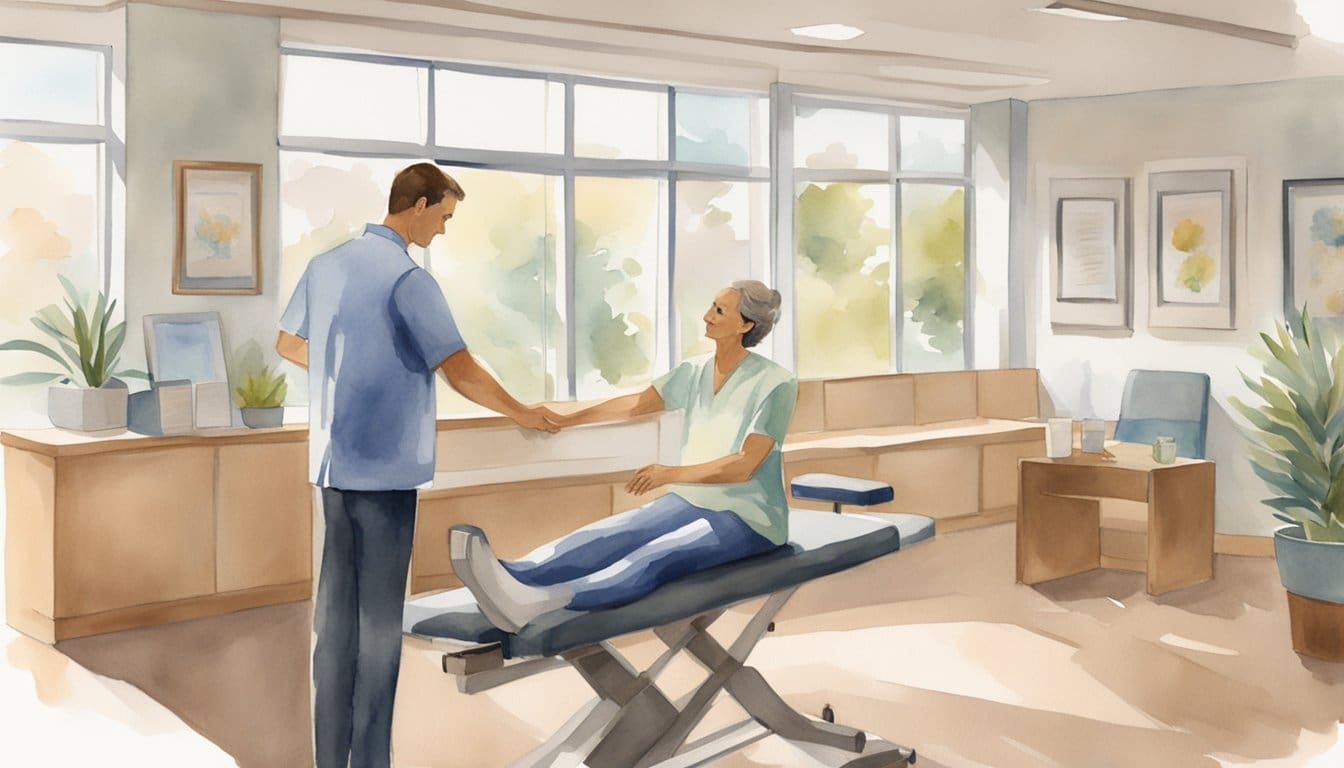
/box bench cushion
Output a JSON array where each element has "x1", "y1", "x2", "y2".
[
  {"x1": 405, "y1": 508, "x2": 933, "y2": 658},
  {"x1": 791, "y1": 473, "x2": 895, "y2": 507}
]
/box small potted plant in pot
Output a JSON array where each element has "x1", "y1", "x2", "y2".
[
  {"x1": 1231, "y1": 306, "x2": 1344, "y2": 661},
  {"x1": 0, "y1": 276, "x2": 147, "y2": 432},
  {"x1": 234, "y1": 364, "x2": 287, "y2": 428}
]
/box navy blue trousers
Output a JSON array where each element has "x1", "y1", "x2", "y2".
[
  {"x1": 503, "y1": 493, "x2": 779, "y2": 611},
  {"x1": 313, "y1": 488, "x2": 417, "y2": 768}
]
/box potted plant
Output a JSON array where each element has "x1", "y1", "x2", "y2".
[
  {"x1": 234, "y1": 364, "x2": 287, "y2": 428},
  {"x1": 1231, "y1": 306, "x2": 1344, "y2": 661},
  {"x1": 0, "y1": 276, "x2": 147, "y2": 432}
]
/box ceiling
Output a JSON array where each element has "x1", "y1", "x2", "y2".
[{"x1": 25, "y1": 0, "x2": 1344, "y2": 105}]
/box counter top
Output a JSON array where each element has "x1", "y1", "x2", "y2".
[
  {"x1": 783, "y1": 417, "x2": 1044, "y2": 459},
  {"x1": 0, "y1": 424, "x2": 309, "y2": 457}
]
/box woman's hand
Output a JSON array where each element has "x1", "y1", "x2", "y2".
[
  {"x1": 515, "y1": 404, "x2": 562, "y2": 433},
  {"x1": 626, "y1": 463, "x2": 675, "y2": 495}
]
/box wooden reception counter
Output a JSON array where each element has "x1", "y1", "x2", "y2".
[{"x1": 2, "y1": 426, "x2": 313, "y2": 642}]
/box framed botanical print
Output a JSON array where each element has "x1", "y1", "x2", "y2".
[
  {"x1": 174, "y1": 160, "x2": 262, "y2": 295},
  {"x1": 1284, "y1": 177, "x2": 1344, "y2": 323},
  {"x1": 1146, "y1": 165, "x2": 1237, "y2": 329}
]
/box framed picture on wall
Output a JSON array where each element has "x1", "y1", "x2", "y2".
[
  {"x1": 1146, "y1": 164, "x2": 1238, "y2": 329},
  {"x1": 1048, "y1": 177, "x2": 1131, "y2": 330},
  {"x1": 173, "y1": 160, "x2": 262, "y2": 295},
  {"x1": 1284, "y1": 177, "x2": 1344, "y2": 324}
]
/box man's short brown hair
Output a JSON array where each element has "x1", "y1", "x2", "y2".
[{"x1": 387, "y1": 163, "x2": 466, "y2": 214}]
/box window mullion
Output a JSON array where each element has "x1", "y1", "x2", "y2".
[
  {"x1": 563, "y1": 77, "x2": 578, "y2": 400},
  {"x1": 425, "y1": 64, "x2": 436, "y2": 154},
  {"x1": 963, "y1": 181, "x2": 975, "y2": 370},
  {"x1": 770, "y1": 83, "x2": 796, "y2": 372},
  {"x1": 666, "y1": 86, "x2": 677, "y2": 370},
  {"x1": 890, "y1": 116, "x2": 902, "y2": 374}
]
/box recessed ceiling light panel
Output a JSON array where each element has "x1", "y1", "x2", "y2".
[
  {"x1": 790, "y1": 23, "x2": 866, "y2": 41},
  {"x1": 1033, "y1": 1, "x2": 1297, "y2": 47}
]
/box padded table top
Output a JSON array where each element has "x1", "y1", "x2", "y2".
[{"x1": 404, "y1": 508, "x2": 935, "y2": 658}]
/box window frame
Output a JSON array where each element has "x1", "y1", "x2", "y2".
[
  {"x1": 279, "y1": 47, "x2": 772, "y2": 401},
  {"x1": 775, "y1": 87, "x2": 973, "y2": 375},
  {"x1": 0, "y1": 35, "x2": 116, "y2": 298}
]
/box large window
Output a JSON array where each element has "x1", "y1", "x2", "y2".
[
  {"x1": 0, "y1": 39, "x2": 112, "y2": 426},
  {"x1": 428, "y1": 168, "x2": 562, "y2": 411},
  {"x1": 674, "y1": 180, "x2": 769, "y2": 361},
  {"x1": 279, "y1": 51, "x2": 769, "y2": 413},
  {"x1": 786, "y1": 96, "x2": 969, "y2": 378}
]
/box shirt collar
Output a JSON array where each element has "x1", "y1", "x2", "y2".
[{"x1": 364, "y1": 224, "x2": 408, "y2": 251}]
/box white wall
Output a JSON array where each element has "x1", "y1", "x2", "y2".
[
  {"x1": 1027, "y1": 76, "x2": 1344, "y2": 537},
  {"x1": 124, "y1": 4, "x2": 281, "y2": 374}
]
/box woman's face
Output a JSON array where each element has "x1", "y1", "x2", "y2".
[{"x1": 703, "y1": 287, "x2": 754, "y2": 343}]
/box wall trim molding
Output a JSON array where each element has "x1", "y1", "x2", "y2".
[{"x1": 1215, "y1": 533, "x2": 1275, "y2": 558}]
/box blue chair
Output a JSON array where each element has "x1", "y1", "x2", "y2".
[{"x1": 1112, "y1": 369, "x2": 1210, "y2": 459}]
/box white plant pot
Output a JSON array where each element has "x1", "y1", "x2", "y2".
[{"x1": 48, "y1": 383, "x2": 128, "y2": 432}]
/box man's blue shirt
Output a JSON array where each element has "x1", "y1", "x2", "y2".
[{"x1": 280, "y1": 224, "x2": 466, "y2": 490}]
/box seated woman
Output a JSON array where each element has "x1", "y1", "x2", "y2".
[{"x1": 450, "y1": 279, "x2": 798, "y2": 632}]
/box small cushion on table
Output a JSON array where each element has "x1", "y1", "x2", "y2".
[{"x1": 791, "y1": 472, "x2": 894, "y2": 507}]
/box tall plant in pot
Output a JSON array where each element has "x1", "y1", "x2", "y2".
[
  {"x1": 0, "y1": 276, "x2": 147, "y2": 431},
  {"x1": 1231, "y1": 307, "x2": 1344, "y2": 660}
]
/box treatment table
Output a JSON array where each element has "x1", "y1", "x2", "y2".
[{"x1": 403, "y1": 507, "x2": 935, "y2": 767}]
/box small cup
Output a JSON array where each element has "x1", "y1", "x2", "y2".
[
  {"x1": 1152, "y1": 436, "x2": 1176, "y2": 464},
  {"x1": 1046, "y1": 418, "x2": 1073, "y2": 458},
  {"x1": 1080, "y1": 418, "x2": 1106, "y2": 453}
]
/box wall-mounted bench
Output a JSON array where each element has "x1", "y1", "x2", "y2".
[{"x1": 782, "y1": 369, "x2": 1044, "y2": 532}]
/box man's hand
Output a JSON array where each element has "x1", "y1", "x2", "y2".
[
  {"x1": 626, "y1": 463, "x2": 675, "y2": 496},
  {"x1": 514, "y1": 404, "x2": 562, "y2": 433},
  {"x1": 535, "y1": 402, "x2": 576, "y2": 429}
]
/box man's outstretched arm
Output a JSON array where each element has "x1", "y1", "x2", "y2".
[{"x1": 438, "y1": 349, "x2": 559, "y2": 433}]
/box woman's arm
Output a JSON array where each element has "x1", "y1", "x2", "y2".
[
  {"x1": 556, "y1": 386, "x2": 664, "y2": 427},
  {"x1": 626, "y1": 433, "x2": 774, "y2": 495}
]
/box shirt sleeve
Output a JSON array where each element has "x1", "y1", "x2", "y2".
[
  {"x1": 748, "y1": 378, "x2": 798, "y2": 444},
  {"x1": 279, "y1": 265, "x2": 311, "y2": 339},
  {"x1": 652, "y1": 360, "x2": 697, "y2": 411},
  {"x1": 391, "y1": 267, "x2": 468, "y2": 369}
]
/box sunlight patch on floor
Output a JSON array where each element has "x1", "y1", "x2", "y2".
[
  {"x1": 1, "y1": 630, "x2": 233, "y2": 767},
  {"x1": 1159, "y1": 632, "x2": 1239, "y2": 656},
  {"x1": 752, "y1": 622, "x2": 1157, "y2": 729}
]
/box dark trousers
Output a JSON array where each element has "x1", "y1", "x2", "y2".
[{"x1": 313, "y1": 488, "x2": 417, "y2": 768}]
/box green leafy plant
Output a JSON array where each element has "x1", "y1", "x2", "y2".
[
  {"x1": 0, "y1": 275, "x2": 147, "y2": 389},
  {"x1": 1230, "y1": 306, "x2": 1344, "y2": 542},
  {"x1": 234, "y1": 365, "x2": 287, "y2": 408}
]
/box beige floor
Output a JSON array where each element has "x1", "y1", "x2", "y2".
[{"x1": 4, "y1": 504, "x2": 1344, "y2": 766}]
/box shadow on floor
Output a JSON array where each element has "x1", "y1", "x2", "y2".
[{"x1": 57, "y1": 601, "x2": 313, "y2": 768}]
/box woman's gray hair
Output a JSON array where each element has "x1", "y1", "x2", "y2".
[{"x1": 731, "y1": 280, "x2": 782, "y2": 348}]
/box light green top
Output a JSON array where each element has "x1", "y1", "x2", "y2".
[{"x1": 653, "y1": 352, "x2": 798, "y2": 545}]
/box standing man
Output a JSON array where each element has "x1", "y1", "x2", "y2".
[{"x1": 276, "y1": 162, "x2": 559, "y2": 768}]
